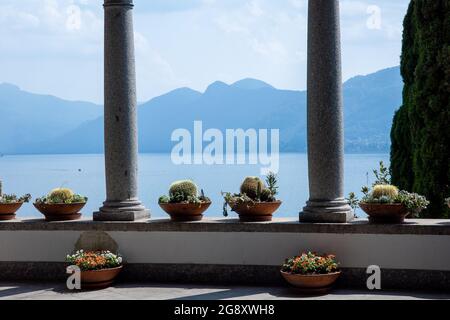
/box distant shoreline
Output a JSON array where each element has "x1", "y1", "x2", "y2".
[{"x1": 0, "y1": 152, "x2": 390, "y2": 157}]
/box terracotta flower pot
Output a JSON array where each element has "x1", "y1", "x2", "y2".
[
  {"x1": 159, "y1": 202, "x2": 211, "y2": 222},
  {"x1": 80, "y1": 266, "x2": 123, "y2": 289},
  {"x1": 34, "y1": 202, "x2": 85, "y2": 221},
  {"x1": 231, "y1": 201, "x2": 282, "y2": 222},
  {"x1": 359, "y1": 203, "x2": 409, "y2": 224},
  {"x1": 281, "y1": 271, "x2": 341, "y2": 294},
  {"x1": 0, "y1": 202, "x2": 24, "y2": 221}
]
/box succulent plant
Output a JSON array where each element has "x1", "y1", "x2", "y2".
[
  {"x1": 260, "y1": 188, "x2": 275, "y2": 202},
  {"x1": 372, "y1": 184, "x2": 399, "y2": 199},
  {"x1": 240, "y1": 177, "x2": 266, "y2": 200},
  {"x1": 0, "y1": 179, "x2": 31, "y2": 204},
  {"x1": 158, "y1": 195, "x2": 170, "y2": 204},
  {"x1": 49, "y1": 188, "x2": 75, "y2": 203},
  {"x1": 160, "y1": 180, "x2": 209, "y2": 205},
  {"x1": 169, "y1": 180, "x2": 198, "y2": 200},
  {"x1": 35, "y1": 188, "x2": 86, "y2": 204}
]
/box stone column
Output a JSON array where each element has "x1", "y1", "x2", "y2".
[
  {"x1": 300, "y1": 0, "x2": 353, "y2": 223},
  {"x1": 94, "y1": 0, "x2": 150, "y2": 221}
]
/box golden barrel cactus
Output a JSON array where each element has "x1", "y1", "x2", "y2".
[
  {"x1": 240, "y1": 177, "x2": 266, "y2": 200},
  {"x1": 49, "y1": 188, "x2": 74, "y2": 202},
  {"x1": 372, "y1": 184, "x2": 399, "y2": 199}
]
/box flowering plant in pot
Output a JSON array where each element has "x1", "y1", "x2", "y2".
[
  {"x1": 348, "y1": 161, "x2": 429, "y2": 224},
  {"x1": 34, "y1": 188, "x2": 87, "y2": 221},
  {"x1": 280, "y1": 252, "x2": 341, "y2": 294},
  {"x1": 222, "y1": 172, "x2": 281, "y2": 222},
  {"x1": 0, "y1": 180, "x2": 31, "y2": 220},
  {"x1": 158, "y1": 180, "x2": 211, "y2": 221},
  {"x1": 66, "y1": 250, "x2": 123, "y2": 289}
]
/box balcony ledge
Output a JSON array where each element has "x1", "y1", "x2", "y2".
[{"x1": 0, "y1": 217, "x2": 449, "y2": 235}]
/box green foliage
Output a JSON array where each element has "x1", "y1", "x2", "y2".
[
  {"x1": 347, "y1": 192, "x2": 359, "y2": 210},
  {"x1": 223, "y1": 173, "x2": 280, "y2": 216},
  {"x1": 66, "y1": 250, "x2": 122, "y2": 271},
  {"x1": 0, "y1": 193, "x2": 32, "y2": 204},
  {"x1": 396, "y1": 190, "x2": 430, "y2": 217},
  {"x1": 35, "y1": 189, "x2": 87, "y2": 204},
  {"x1": 158, "y1": 195, "x2": 170, "y2": 204},
  {"x1": 0, "y1": 179, "x2": 32, "y2": 204},
  {"x1": 169, "y1": 180, "x2": 198, "y2": 201},
  {"x1": 49, "y1": 188, "x2": 74, "y2": 203},
  {"x1": 281, "y1": 252, "x2": 339, "y2": 275},
  {"x1": 160, "y1": 181, "x2": 209, "y2": 204},
  {"x1": 391, "y1": 0, "x2": 450, "y2": 218},
  {"x1": 372, "y1": 161, "x2": 391, "y2": 186},
  {"x1": 351, "y1": 161, "x2": 430, "y2": 215},
  {"x1": 240, "y1": 177, "x2": 266, "y2": 200},
  {"x1": 221, "y1": 192, "x2": 254, "y2": 217},
  {"x1": 265, "y1": 172, "x2": 279, "y2": 197}
]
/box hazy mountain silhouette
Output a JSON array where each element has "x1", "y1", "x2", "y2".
[{"x1": 0, "y1": 66, "x2": 402, "y2": 154}]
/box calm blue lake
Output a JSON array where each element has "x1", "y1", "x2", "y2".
[{"x1": 0, "y1": 153, "x2": 389, "y2": 219}]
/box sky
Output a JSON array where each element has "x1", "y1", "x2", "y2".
[{"x1": 0, "y1": 0, "x2": 409, "y2": 104}]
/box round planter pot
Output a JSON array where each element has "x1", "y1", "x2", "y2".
[
  {"x1": 80, "y1": 266, "x2": 123, "y2": 290},
  {"x1": 0, "y1": 202, "x2": 24, "y2": 221},
  {"x1": 159, "y1": 202, "x2": 211, "y2": 222},
  {"x1": 232, "y1": 201, "x2": 282, "y2": 222},
  {"x1": 359, "y1": 203, "x2": 409, "y2": 224},
  {"x1": 34, "y1": 202, "x2": 85, "y2": 221},
  {"x1": 280, "y1": 271, "x2": 341, "y2": 294}
]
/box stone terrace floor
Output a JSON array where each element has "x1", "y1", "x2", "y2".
[{"x1": 0, "y1": 282, "x2": 449, "y2": 300}]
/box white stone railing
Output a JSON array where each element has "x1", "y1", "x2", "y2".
[{"x1": 0, "y1": 218, "x2": 449, "y2": 290}]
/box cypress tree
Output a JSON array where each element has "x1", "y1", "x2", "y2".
[
  {"x1": 391, "y1": 0, "x2": 450, "y2": 218},
  {"x1": 391, "y1": 1, "x2": 416, "y2": 192}
]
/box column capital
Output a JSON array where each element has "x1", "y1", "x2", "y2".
[{"x1": 104, "y1": 0, "x2": 133, "y2": 8}]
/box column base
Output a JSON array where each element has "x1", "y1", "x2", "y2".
[
  {"x1": 300, "y1": 199, "x2": 354, "y2": 223},
  {"x1": 94, "y1": 200, "x2": 150, "y2": 221}
]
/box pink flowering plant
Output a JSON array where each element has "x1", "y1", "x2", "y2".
[{"x1": 281, "y1": 252, "x2": 339, "y2": 275}]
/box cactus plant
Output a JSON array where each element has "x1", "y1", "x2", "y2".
[
  {"x1": 35, "y1": 188, "x2": 87, "y2": 205},
  {"x1": 372, "y1": 184, "x2": 399, "y2": 199},
  {"x1": 260, "y1": 188, "x2": 275, "y2": 202},
  {"x1": 49, "y1": 188, "x2": 75, "y2": 203},
  {"x1": 159, "y1": 180, "x2": 209, "y2": 205},
  {"x1": 240, "y1": 177, "x2": 266, "y2": 200},
  {"x1": 169, "y1": 180, "x2": 198, "y2": 200}
]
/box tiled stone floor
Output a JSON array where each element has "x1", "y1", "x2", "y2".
[{"x1": 0, "y1": 282, "x2": 449, "y2": 300}]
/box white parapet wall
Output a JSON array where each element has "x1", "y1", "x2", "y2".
[{"x1": 0, "y1": 218, "x2": 450, "y2": 289}]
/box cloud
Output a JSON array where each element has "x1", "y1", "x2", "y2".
[{"x1": 0, "y1": 0, "x2": 410, "y2": 103}]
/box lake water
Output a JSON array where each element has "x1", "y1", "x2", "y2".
[{"x1": 0, "y1": 153, "x2": 389, "y2": 219}]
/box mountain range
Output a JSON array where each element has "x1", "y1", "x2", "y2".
[{"x1": 0, "y1": 66, "x2": 402, "y2": 154}]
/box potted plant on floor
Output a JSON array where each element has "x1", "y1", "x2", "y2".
[
  {"x1": 158, "y1": 180, "x2": 211, "y2": 221},
  {"x1": 66, "y1": 250, "x2": 123, "y2": 289},
  {"x1": 280, "y1": 251, "x2": 341, "y2": 294},
  {"x1": 34, "y1": 188, "x2": 87, "y2": 221},
  {"x1": 0, "y1": 180, "x2": 31, "y2": 220},
  {"x1": 222, "y1": 172, "x2": 281, "y2": 222},
  {"x1": 349, "y1": 161, "x2": 429, "y2": 224}
]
